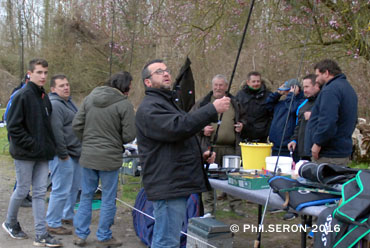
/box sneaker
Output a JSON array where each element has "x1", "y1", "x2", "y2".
[
  {"x1": 73, "y1": 236, "x2": 86, "y2": 247},
  {"x1": 21, "y1": 196, "x2": 32, "y2": 208},
  {"x1": 61, "y1": 219, "x2": 73, "y2": 225},
  {"x1": 96, "y1": 236, "x2": 122, "y2": 248},
  {"x1": 47, "y1": 225, "x2": 72, "y2": 235},
  {"x1": 202, "y1": 213, "x2": 214, "y2": 218},
  {"x1": 2, "y1": 222, "x2": 28, "y2": 239},
  {"x1": 268, "y1": 208, "x2": 284, "y2": 214},
  {"x1": 33, "y1": 232, "x2": 62, "y2": 247},
  {"x1": 283, "y1": 212, "x2": 298, "y2": 221}
]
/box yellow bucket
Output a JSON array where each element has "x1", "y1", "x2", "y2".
[{"x1": 239, "y1": 142, "x2": 273, "y2": 170}]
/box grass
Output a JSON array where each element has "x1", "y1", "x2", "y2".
[{"x1": 119, "y1": 175, "x2": 142, "y2": 205}]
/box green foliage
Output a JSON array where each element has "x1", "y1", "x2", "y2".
[
  {"x1": 348, "y1": 162, "x2": 370, "y2": 170},
  {"x1": 0, "y1": 109, "x2": 9, "y2": 156}
]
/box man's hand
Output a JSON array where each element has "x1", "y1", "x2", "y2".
[
  {"x1": 290, "y1": 85, "x2": 300, "y2": 96},
  {"x1": 213, "y1": 96, "x2": 230, "y2": 114},
  {"x1": 234, "y1": 122, "x2": 243, "y2": 133},
  {"x1": 304, "y1": 111, "x2": 311, "y2": 120},
  {"x1": 311, "y1": 144, "x2": 321, "y2": 160},
  {"x1": 203, "y1": 125, "x2": 214, "y2": 136},
  {"x1": 203, "y1": 151, "x2": 216, "y2": 164},
  {"x1": 287, "y1": 141, "x2": 296, "y2": 151}
]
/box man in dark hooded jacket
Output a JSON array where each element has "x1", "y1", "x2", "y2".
[{"x1": 236, "y1": 71, "x2": 272, "y2": 142}]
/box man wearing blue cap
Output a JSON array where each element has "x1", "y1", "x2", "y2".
[
  {"x1": 265, "y1": 78, "x2": 305, "y2": 220},
  {"x1": 265, "y1": 78, "x2": 305, "y2": 160}
]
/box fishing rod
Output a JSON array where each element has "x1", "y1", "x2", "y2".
[
  {"x1": 254, "y1": 1, "x2": 317, "y2": 247},
  {"x1": 109, "y1": 0, "x2": 116, "y2": 77},
  {"x1": 207, "y1": 0, "x2": 256, "y2": 168}
]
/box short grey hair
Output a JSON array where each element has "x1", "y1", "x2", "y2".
[{"x1": 211, "y1": 74, "x2": 228, "y2": 85}]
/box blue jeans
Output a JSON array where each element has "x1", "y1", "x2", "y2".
[
  {"x1": 73, "y1": 167, "x2": 119, "y2": 241},
  {"x1": 46, "y1": 156, "x2": 82, "y2": 227},
  {"x1": 6, "y1": 160, "x2": 49, "y2": 236},
  {"x1": 151, "y1": 197, "x2": 187, "y2": 248}
]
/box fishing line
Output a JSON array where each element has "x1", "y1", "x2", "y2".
[
  {"x1": 96, "y1": 187, "x2": 218, "y2": 248},
  {"x1": 254, "y1": 1, "x2": 317, "y2": 247},
  {"x1": 109, "y1": 0, "x2": 116, "y2": 77}
]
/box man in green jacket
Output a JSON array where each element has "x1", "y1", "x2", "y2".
[{"x1": 72, "y1": 71, "x2": 136, "y2": 248}]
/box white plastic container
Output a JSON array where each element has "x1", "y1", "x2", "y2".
[
  {"x1": 204, "y1": 163, "x2": 218, "y2": 170},
  {"x1": 265, "y1": 156, "x2": 293, "y2": 174}
]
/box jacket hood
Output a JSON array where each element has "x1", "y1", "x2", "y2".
[
  {"x1": 90, "y1": 86, "x2": 126, "y2": 108},
  {"x1": 49, "y1": 92, "x2": 71, "y2": 102}
]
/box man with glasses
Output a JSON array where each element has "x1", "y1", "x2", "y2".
[{"x1": 136, "y1": 59, "x2": 231, "y2": 248}]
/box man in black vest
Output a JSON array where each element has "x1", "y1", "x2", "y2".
[{"x1": 288, "y1": 74, "x2": 321, "y2": 160}]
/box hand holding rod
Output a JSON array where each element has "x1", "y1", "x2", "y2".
[{"x1": 207, "y1": 0, "x2": 256, "y2": 174}]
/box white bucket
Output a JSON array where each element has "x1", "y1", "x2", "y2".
[{"x1": 265, "y1": 156, "x2": 293, "y2": 174}]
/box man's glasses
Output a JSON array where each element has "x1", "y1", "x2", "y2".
[{"x1": 147, "y1": 69, "x2": 171, "y2": 78}]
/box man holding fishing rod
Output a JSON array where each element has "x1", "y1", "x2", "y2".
[{"x1": 136, "y1": 59, "x2": 230, "y2": 248}]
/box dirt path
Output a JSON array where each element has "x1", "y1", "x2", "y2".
[
  {"x1": 0, "y1": 156, "x2": 146, "y2": 248},
  {"x1": 0, "y1": 155, "x2": 312, "y2": 248}
]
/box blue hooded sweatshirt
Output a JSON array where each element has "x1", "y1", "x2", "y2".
[{"x1": 265, "y1": 91, "x2": 304, "y2": 153}]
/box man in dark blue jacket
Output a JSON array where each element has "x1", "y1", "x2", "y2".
[
  {"x1": 136, "y1": 59, "x2": 230, "y2": 248},
  {"x1": 305, "y1": 59, "x2": 358, "y2": 165}
]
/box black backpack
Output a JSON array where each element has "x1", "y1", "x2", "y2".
[
  {"x1": 314, "y1": 170, "x2": 370, "y2": 248},
  {"x1": 268, "y1": 176, "x2": 341, "y2": 211}
]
